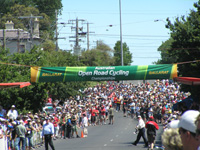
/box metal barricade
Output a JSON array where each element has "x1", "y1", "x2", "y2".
[
  {"x1": 32, "y1": 130, "x2": 43, "y2": 148},
  {"x1": 0, "y1": 136, "x2": 8, "y2": 150}
]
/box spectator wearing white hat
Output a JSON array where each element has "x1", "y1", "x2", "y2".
[
  {"x1": 195, "y1": 112, "x2": 200, "y2": 150},
  {"x1": 132, "y1": 115, "x2": 148, "y2": 147},
  {"x1": 171, "y1": 110, "x2": 199, "y2": 150},
  {"x1": 7, "y1": 105, "x2": 18, "y2": 120}
]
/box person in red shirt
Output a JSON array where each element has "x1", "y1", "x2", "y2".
[
  {"x1": 90, "y1": 106, "x2": 96, "y2": 126},
  {"x1": 100, "y1": 106, "x2": 106, "y2": 125},
  {"x1": 145, "y1": 116, "x2": 159, "y2": 150},
  {"x1": 113, "y1": 95, "x2": 117, "y2": 110},
  {"x1": 53, "y1": 113, "x2": 59, "y2": 139}
]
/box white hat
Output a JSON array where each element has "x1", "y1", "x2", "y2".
[
  {"x1": 170, "y1": 110, "x2": 199, "y2": 133},
  {"x1": 11, "y1": 105, "x2": 15, "y2": 108}
]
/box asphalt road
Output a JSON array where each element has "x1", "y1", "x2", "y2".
[{"x1": 38, "y1": 111, "x2": 163, "y2": 150}]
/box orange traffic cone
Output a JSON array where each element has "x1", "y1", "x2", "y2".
[{"x1": 81, "y1": 130, "x2": 84, "y2": 138}]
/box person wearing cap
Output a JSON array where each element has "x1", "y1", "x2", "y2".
[
  {"x1": 81, "y1": 113, "x2": 88, "y2": 137},
  {"x1": 132, "y1": 115, "x2": 148, "y2": 147},
  {"x1": 71, "y1": 112, "x2": 80, "y2": 138},
  {"x1": 52, "y1": 113, "x2": 59, "y2": 139},
  {"x1": 66, "y1": 114, "x2": 72, "y2": 139},
  {"x1": 100, "y1": 105, "x2": 106, "y2": 125},
  {"x1": 108, "y1": 105, "x2": 114, "y2": 125},
  {"x1": 7, "y1": 105, "x2": 18, "y2": 120},
  {"x1": 25, "y1": 119, "x2": 36, "y2": 150},
  {"x1": 59, "y1": 113, "x2": 67, "y2": 139},
  {"x1": 42, "y1": 117, "x2": 55, "y2": 150},
  {"x1": 145, "y1": 116, "x2": 159, "y2": 150},
  {"x1": 171, "y1": 110, "x2": 199, "y2": 150},
  {"x1": 15, "y1": 120, "x2": 26, "y2": 150}
]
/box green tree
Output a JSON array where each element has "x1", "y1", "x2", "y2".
[
  {"x1": 113, "y1": 41, "x2": 132, "y2": 66},
  {"x1": 0, "y1": 47, "x2": 88, "y2": 113},
  {"x1": 0, "y1": 4, "x2": 52, "y2": 41},
  {"x1": 157, "y1": 1, "x2": 200, "y2": 100},
  {"x1": 80, "y1": 41, "x2": 114, "y2": 66},
  {"x1": 0, "y1": 0, "x2": 62, "y2": 20},
  {"x1": 156, "y1": 38, "x2": 175, "y2": 64}
]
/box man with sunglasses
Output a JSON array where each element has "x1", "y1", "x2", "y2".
[{"x1": 170, "y1": 110, "x2": 199, "y2": 150}]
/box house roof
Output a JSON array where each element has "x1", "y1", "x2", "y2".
[{"x1": 0, "y1": 29, "x2": 39, "y2": 39}]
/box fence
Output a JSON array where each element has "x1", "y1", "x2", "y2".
[
  {"x1": 0, "y1": 136, "x2": 8, "y2": 150},
  {"x1": 0, "y1": 130, "x2": 43, "y2": 150}
]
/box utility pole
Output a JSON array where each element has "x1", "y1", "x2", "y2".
[
  {"x1": 3, "y1": 29, "x2": 6, "y2": 49},
  {"x1": 75, "y1": 18, "x2": 79, "y2": 47},
  {"x1": 17, "y1": 29, "x2": 20, "y2": 52},
  {"x1": 86, "y1": 22, "x2": 94, "y2": 50},
  {"x1": 69, "y1": 18, "x2": 86, "y2": 56},
  {"x1": 19, "y1": 14, "x2": 43, "y2": 49},
  {"x1": 119, "y1": 0, "x2": 123, "y2": 66},
  {"x1": 54, "y1": 11, "x2": 66, "y2": 51},
  {"x1": 55, "y1": 10, "x2": 58, "y2": 51}
]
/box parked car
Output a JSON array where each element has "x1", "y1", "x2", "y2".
[{"x1": 42, "y1": 103, "x2": 54, "y2": 114}]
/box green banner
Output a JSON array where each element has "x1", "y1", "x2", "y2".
[{"x1": 31, "y1": 64, "x2": 177, "y2": 82}]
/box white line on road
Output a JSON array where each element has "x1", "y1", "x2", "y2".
[
  {"x1": 104, "y1": 144, "x2": 107, "y2": 146},
  {"x1": 116, "y1": 135, "x2": 119, "y2": 137},
  {"x1": 110, "y1": 139, "x2": 113, "y2": 142}
]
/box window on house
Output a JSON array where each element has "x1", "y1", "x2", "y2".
[{"x1": 19, "y1": 43, "x2": 25, "y2": 53}]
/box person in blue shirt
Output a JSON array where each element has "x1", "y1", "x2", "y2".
[
  {"x1": 66, "y1": 114, "x2": 72, "y2": 139},
  {"x1": 42, "y1": 117, "x2": 55, "y2": 150}
]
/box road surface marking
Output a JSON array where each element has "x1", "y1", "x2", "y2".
[
  {"x1": 110, "y1": 139, "x2": 113, "y2": 142},
  {"x1": 104, "y1": 144, "x2": 107, "y2": 146}
]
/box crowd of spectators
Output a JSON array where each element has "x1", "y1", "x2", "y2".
[{"x1": 0, "y1": 79, "x2": 199, "y2": 150}]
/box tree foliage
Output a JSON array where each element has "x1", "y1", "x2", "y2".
[
  {"x1": 0, "y1": 0, "x2": 62, "y2": 40},
  {"x1": 157, "y1": 38, "x2": 175, "y2": 64},
  {"x1": 157, "y1": 1, "x2": 200, "y2": 100},
  {"x1": 113, "y1": 41, "x2": 132, "y2": 66},
  {"x1": 0, "y1": 47, "x2": 87, "y2": 113},
  {"x1": 80, "y1": 41, "x2": 114, "y2": 66},
  {"x1": 0, "y1": 4, "x2": 53, "y2": 40},
  {"x1": 0, "y1": 0, "x2": 62, "y2": 19}
]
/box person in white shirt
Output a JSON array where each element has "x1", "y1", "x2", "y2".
[
  {"x1": 7, "y1": 105, "x2": 18, "y2": 120},
  {"x1": 82, "y1": 114, "x2": 88, "y2": 137},
  {"x1": 132, "y1": 115, "x2": 148, "y2": 147}
]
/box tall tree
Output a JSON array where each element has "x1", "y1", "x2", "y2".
[
  {"x1": 157, "y1": 38, "x2": 175, "y2": 64},
  {"x1": 0, "y1": 4, "x2": 52, "y2": 41},
  {"x1": 113, "y1": 41, "x2": 132, "y2": 66},
  {"x1": 157, "y1": 1, "x2": 200, "y2": 100},
  {"x1": 0, "y1": 0, "x2": 62, "y2": 39},
  {"x1": 80, "y1": 41, "x2": 114, "y2": 66}
]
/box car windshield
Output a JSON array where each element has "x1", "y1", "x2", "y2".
[{"x1": 44, "y1": 107, "x2": 54, "y2": 114}]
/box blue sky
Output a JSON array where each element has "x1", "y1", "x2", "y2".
[{"x1": 58, "y1": 0, "x2": 198, "y2": 65}]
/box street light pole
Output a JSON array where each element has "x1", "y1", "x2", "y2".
[{"x1": 119, "y1": 0, "x2": 123, "y2": 66}]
